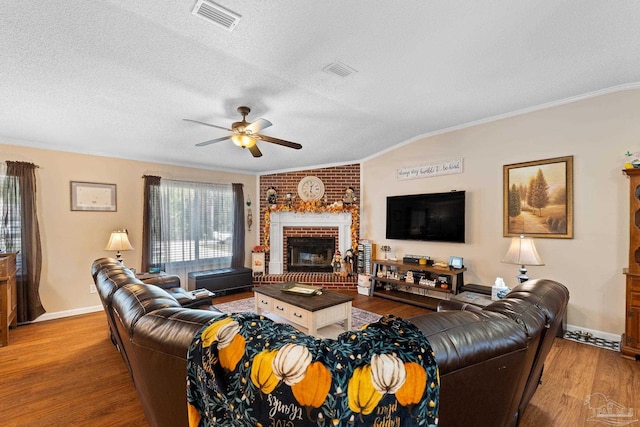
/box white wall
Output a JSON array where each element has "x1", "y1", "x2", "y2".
[
  {"x1": 361, "y1": 88, "x2": 640, "y2": 336},
  {"x1": 0, "y1": 144, "x2": 257, "y2": 319}
]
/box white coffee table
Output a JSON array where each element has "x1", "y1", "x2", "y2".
[{"x1": 254, "y1": 283, "x2": 353, "y2": 336}]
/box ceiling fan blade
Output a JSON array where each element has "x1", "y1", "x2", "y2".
[
  {"x1": 245, "y1": 118, "x2": 272, "y2": 134},
  {"x1": 258, "y1": 134, "x2": 302, "y2": 150},
  {"x1": 183, "y1": 118, "x2": 231, "y2": 132},
  {"x1": 248, "y1": 144, "x2": 263, "y2": 158},
  {"x1": 195, "y1": 136, "x2": 230, "y2": 147}
]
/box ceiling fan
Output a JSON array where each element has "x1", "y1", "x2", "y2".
[{"x1": 184, "y1": 106, "x2": 302, "y2": 158}]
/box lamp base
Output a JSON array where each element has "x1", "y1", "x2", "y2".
[{"x1": 516, "y1": 265, "x2": 529, "y2": 283}]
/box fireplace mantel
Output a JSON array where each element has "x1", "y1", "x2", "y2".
[{"x1": 268, "y1": 212, "x2": 352, "y2": 274}]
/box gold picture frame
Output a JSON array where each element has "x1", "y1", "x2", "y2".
[
  {"x1": 503, "y1": 156, "x2": 573, "y2": 238},
  {"x1": 70, "y1": 181, "x2": 117, "y2": 212}
]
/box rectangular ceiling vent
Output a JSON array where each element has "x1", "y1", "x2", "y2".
[
  {"x1": 192, "y1": 0, "x2": 241, "y2": 31},
  {"x1": 323, "y1": 61, "x2": 358, "y2": 78}
]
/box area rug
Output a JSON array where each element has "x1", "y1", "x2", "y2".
[{"x1": 214, "y1": 297, "x2": 382, "y2": 339}]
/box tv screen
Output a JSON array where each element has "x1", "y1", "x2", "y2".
[{"x1": 386, "y1": 191, "x2": 465, "y2": 243}]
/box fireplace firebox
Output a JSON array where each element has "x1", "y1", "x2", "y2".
[{"x1": 287, "y1": 237, "x2": 335, "y2": 273}]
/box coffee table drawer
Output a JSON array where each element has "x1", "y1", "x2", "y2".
[
  {"x1": 255, "y1": 294, "x2": 273, "y2": 312},
  {"x1": 271, "y1": 300, "x2": 289, "y2": 318},
  {"x1": 288, "y1": 305, "x2": 310, "y2": 328},
  {"x1": 256, "y1": 295, "x2": 310, "y2": 329}
]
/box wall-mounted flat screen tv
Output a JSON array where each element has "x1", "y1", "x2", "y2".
[{"x1": 386, "y1": 191, "x2": 465, "y2": 243}]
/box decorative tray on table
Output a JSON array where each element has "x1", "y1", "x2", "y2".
[{"x1": 280, "y1": 283, "x2": 323, "y2": 296}]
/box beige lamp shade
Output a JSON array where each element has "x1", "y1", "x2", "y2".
[
  {"x1": 105, "y1": 230, "x2": 133, "y2": 263},
  {"x1": 502, "y1": 235, "x2": 544, "y2": 283}
]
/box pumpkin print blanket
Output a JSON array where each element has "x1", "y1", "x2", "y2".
[{"x1": 186, "y1": 313, "x2": 439, "y2": 427}]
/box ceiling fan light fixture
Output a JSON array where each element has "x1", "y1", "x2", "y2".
[{"x1": 231, "y1": 134, "x2": 256, "y2": 148}]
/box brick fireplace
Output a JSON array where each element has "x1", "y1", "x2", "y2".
[
  {"x1": 256, "y1": 164, "x2": 360, "y2": 289},
  {"x1": 254, "y1": 163, "x2": 361, "y2": 289}
]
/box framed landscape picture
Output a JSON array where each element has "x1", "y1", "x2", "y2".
[{"x1": 503, "y1": 156, "x2": 573, "y2": 238}]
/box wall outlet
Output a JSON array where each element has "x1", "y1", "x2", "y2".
[{"x1": 89, "y1": 284, "x2": 97, "y2": 294}]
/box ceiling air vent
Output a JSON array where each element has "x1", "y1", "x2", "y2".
[
  {"x1": 192, "y1": 0, "x2": 241, "y2": 31},
  {"x1": 323, "y1": 61, "x2": 358, "y2": 78}
]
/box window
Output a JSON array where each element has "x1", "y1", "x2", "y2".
[
  {"x1": 153, "y1": 180, "x2": 234, "y2": 280},
  {"x1": 0, "y1": 175, "x2": 22, "y2": 257}
]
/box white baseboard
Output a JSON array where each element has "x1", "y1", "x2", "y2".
[
  {"x1": 34, "y1": 305, "x2": 103, "y2": 323},
  {"x1": 565, "y1": 323, "x2": 621, "y2": 343}
]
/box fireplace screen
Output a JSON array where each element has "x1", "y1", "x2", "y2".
[{"x1": 287, "y1": 237, "x2": 335, "y2": 273}]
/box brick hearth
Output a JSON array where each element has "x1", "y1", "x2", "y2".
[{"x1": 253, "y1": 273, "x2": 357, "y2": 290}]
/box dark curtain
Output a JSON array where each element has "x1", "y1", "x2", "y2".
[
  {"x1": 141, "y1": 175, "x2": 162, "y2": 272},
  {"x1": 231, "y1": 183, "x2": 245, "y2": 268},
  {"x1": 2, "y1": 161, "x2": 45, "y2": 322}
]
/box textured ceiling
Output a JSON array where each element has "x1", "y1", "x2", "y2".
[{"x1": 1, "y1": 1, "x2": 639, "y2": 174}]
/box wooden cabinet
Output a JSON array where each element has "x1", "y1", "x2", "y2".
[
  {"x1": 623, "y1": 270, "x2": 640, "y2": 357},
  {"x1": 0, "y1": 253, "x2": 18, "y2": 347},
  {"x1": 371, "y1": 259, "x2": 466, "y2": 310},
  {"x1": 623, "y1": 169, "x2": 640, "y2": 359}
]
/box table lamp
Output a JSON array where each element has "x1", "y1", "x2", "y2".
[
  {"x1": 105, "y1": 230, "x2": 134, "y2": 264},
  {"x1": 501, "y1": 235, "x2": 544, "y2": 283}
]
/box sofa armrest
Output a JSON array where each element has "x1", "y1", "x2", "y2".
[
  {"x1": 438, "y1": 299, "x2": 484, "y2": 312},
  {"x1": 141, "y1": 275, "x2": 181, "y2": 290}
]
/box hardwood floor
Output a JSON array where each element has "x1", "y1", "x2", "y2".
[{"x1": 1, "y1": 290, "x2": 638, "y2": 426}]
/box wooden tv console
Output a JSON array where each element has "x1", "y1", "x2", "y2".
[{"x1": 371, "y1": 259, "x2": 466, "y2": 310}]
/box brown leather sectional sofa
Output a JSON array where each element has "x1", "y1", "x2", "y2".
[{"x1": 91, "y1": 257, "x2": 568, "y2": 427}]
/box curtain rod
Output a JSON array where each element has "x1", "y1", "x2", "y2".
[
  {"x1": 3, "y1": 161, "x2": 40, "y2": 168},
  {"x1": 141, "y1": 175, "x2": 241, "y2": 186}
]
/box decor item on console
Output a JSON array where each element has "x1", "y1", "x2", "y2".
[
  {"x1": 380, "y1": 245, "x2": 391, "y2": 259},
  {"x1": 263, "y1": 200, "x2": 359, "y2": 251},
  {"x1": 501, "y1": 234, "x2": 545, "y2": 284},
  {"x1": 105, "y1": 230, "x2": 134, "y2": 264}
]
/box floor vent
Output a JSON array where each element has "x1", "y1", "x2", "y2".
[
  {"x1": 192, "y1": 0, "x2": 241, "y2": 32},
  {"x1": 323, "y1": 61, "x2": 358, "y2": 78}
]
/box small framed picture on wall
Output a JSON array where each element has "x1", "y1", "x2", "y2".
[{"x1": 70, "y1": 181, "x2": 117, "y2": 212}]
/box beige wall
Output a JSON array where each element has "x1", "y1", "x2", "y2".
[
  {"x1": 362, "y1": 88, "x2": 640, "y2": 337},
  {"x1": 0, "y1": 144, "x2": 257, "y2": 318}
]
